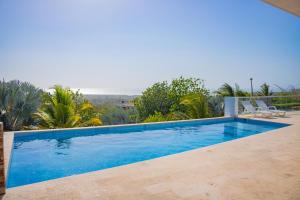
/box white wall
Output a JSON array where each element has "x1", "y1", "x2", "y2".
[{"x1": 224, "y1": 97, "x2": 238, "y2": 117}]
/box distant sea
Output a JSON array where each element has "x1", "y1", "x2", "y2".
[{"x1": 46, "y1": 88, "x2": 142, "y2": 95}]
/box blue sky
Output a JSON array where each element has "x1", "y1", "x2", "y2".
[{"x1": 0, "y1": 0, "x2": 299, "y2": 94}]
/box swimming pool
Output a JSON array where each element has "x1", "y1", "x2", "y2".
[{"x1": 7, "y1": 117, "x2": 288, "y2": 188}]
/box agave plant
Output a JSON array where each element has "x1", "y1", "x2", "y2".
[
  {"x1": 0, "y1": 80, "x2": 42, "y2": 131},
  {"x1": 35, "y1": 86, "x2": 102, "y2": 129},
  {"x1": 208, "y1": 95, "x2": 224, "y2": 117}
]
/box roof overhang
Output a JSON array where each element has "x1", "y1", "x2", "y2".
[{"x1": 263, "y1": 0, "x2": 300, "y2": 17}]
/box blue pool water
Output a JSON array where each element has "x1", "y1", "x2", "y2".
[{"x1": 8, "y1": 118, "x2": 287, "y2": 188}]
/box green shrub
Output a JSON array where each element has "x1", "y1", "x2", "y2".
[
  {"x1": 273, "y1": 102, "x2": 300, "y2": 110},
  {"x1": 134, "y1": 81, "x2": 172, "y2": 119},
  {"x1": 135, "y1": 77, "x2": 209, "y2": 121},
  {"x1": 143, "y1": 112, "x2": 167, "y2": 123},
  {"x1": 143, "y1": 111, "x2": 188, "y2": 123},
  {"x1": 100, "y1": 104, "x2": 139, "y2": 125}
]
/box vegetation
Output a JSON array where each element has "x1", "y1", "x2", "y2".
[
  {"x1": 169, "y1": 77, "x2": 209, "y2": 112},
  {"x1": 1, "y1": 78, "x2": 299, "y2": 130},
  {"x1": 257, "y1": 83, "x2": 273, "y2": 96},
  {"x1": 216, "y1": 83, "x2": 249, "y2": 97},
  {"x1": 0, "y1": 80, "x2": 42, "y2": 131},
  {"x1": 35, "y1": 86, "x2": 102, "y2": 129},
  {"x1": 143, "y1": 112, "x2": 168, "y2": 123},
  {"x1": 143, "y1": 111, "x2": 187, "y2": 123},
  {"x1": 273, "y1": 102, "x2": 300, "y2": 110},
  {"x1": 180, "y1": 93, "x2": 209, "y2": 119},
  {"x1": 134, "y1": 81, "x2": 172, "y2": 119},
  {"x1": 85, "y1": 94, "x2": 136, "y2": 105},
  {"x1": 135, "y1": 77, "x2": 209, "y2": 122},
  {"x1": 207, "y1": 95, "x2": 224, "y2": 117},
  {"x1": 99, "y1": 103, "x2": 138, "y2": 125}
]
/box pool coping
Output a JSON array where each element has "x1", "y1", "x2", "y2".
[
  {"x1": 11, "y1": 116, "x2": 234, "y2": 135},
  {"x1": 10, "y1": 116, "x2": 289, "y2": 138}
]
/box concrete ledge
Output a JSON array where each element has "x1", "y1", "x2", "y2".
[
  {"x1": 4, "y1": 132, "x2": 13, "y2": 178},
  {"x1": 11, "y1": 116, "x2": 233, "y2": 135}
]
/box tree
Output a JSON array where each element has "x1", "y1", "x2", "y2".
[
  {"x1": 258, "y1": 83, "x2": 273, "y2": 96},
  {"x1": 35, "y1": 86, "x2": 102, "y2": 128},
  {"x1": 216, "y1": 83, "x2": 249, "y2": 97},
  {"x1": 169, "y1": 77, "x2": 209, "y2": 112},
  {"x1": 134, "y1": 81, "x2": 172, "y2": 119},
  {"x1": 0, "y1": 80, "x2": 42, "y2": 131},
  {"x1": 134, "y1": 77, "x2": 209, "y2": 120},
  {"x1": 35, "y1": 86, "x2": 80, "y2": 128},
  {"x1": 215, "y1": 83, "x2": 234, "y2": 97},
  {"x1": 169, "y1": 77, "x2": 208, "y2": 101}
]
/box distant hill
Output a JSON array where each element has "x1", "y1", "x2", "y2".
[{"x1": 84, "y1": 94, "x2": 138, "y2": 106}]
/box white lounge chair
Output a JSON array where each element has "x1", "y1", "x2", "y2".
[
  {"x1": 255, "y1": 100, "x2": 286, "y2": 117},
  {"x1": 241, "y1": 100, "x2": 273, "y2": 118}
]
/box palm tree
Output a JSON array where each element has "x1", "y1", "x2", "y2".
[
  {"x1": 180, "y1": 93, "x2": 209, "y2": 119},
  {"x1": 216, "y1": 83, "x2": 249, "y2": 97},
  {"x1": 35, "y1": 86, "x2": 80, "y2": 128},
  {"x1": 35, "y1": 86, "x2": 102, "y2": 129},
  {"x1": 257, "y1": 83, "x2": 273, "y2": 96},
  {"x1": 215, "y1": 83, "x2": 235, "y2": 97}
]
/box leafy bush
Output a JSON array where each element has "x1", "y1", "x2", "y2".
[
  {"x1": 100, "y1": 104, "x2": 139, "y2": 125},
  {"x1": 143, "y1": 112, "x2": 167, "y2": 123},
  {"x1": 0, "y1": 80, "x2": 43, "y2": 131},
  {"x1": 135, "y1": 77, "x2": 209, "y2": 120},
  {"x1": 169, "y1": 77, "x2": 209, "y2": 112},
  {"x1": 273, "y1": 102, "x2": 300, "y2": 110},
  {"x1": 78, "y1": 101, "x2": 102, "y2": 127},
  {"x1": 134, "y1": 81, "x2": 172, "y2": 119},
  {"x1": 143, "y1": 111, "x2": 187, "y2": 123}
]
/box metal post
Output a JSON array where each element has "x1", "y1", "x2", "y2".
[
  {"x1": 0, "y1": 122, "x2": 5, "y2": 194},
  {"x1": 250, "y1": 78, "x2": 254, "y2": 96}
]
